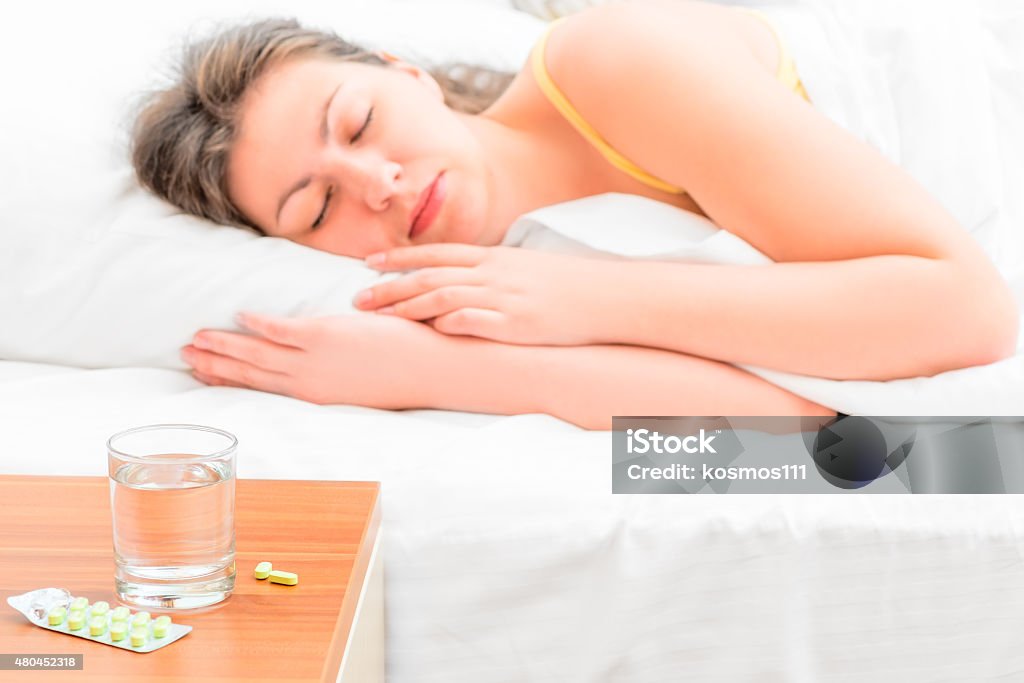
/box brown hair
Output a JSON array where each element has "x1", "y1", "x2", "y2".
[{"x1": 130, "y1": 18, "x2": 515, "y2": 230}]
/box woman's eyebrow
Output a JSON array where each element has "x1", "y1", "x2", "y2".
[{"x1": 275, "y1": 84, "x2": 344, "y2": 228}]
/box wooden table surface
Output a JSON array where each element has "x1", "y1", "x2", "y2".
[{"x1": 0, "y1": 475, "x2": 380, "y2": 682}]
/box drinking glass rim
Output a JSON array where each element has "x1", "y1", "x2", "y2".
[{"x1": 107, "y1": 424, "x2": 238, "y2": 463}]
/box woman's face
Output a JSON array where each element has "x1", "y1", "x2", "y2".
[{"x1": 227, "y1": 55, "x2": 492, "y2": 257}]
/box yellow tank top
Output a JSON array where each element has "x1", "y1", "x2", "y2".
[{"x1": 529, "y1": 9, "x2": 812, "y2": 195}]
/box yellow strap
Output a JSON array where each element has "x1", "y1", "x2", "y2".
[
  {"x1": 530, "y1": 17, "x2": 687, "y2": 195},
  {"x1": 740, "y1": 8, "x2": 812, "y2": 103}
]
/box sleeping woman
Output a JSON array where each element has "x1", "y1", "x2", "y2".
[{"x1": 131, "y1": 0, "x2": 1018, "y2": 429}]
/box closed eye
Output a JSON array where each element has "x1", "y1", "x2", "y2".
[
  {"x1": 351, "y1": 107, "x2": 374, "y2": 144},
  {"x1": 311, "y1": 186, "x2": 333, "y2": 231},
  {"x1": 311, "y1": 108, "x2": 374, "y2": 232}
]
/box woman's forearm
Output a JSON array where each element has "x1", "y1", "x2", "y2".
[
  {"x1": 417, "y1": 331, "x2": 834, "y2": 430},
  {"x1": 593, "y1": 256, "x2": 1017, "y2": 381}
]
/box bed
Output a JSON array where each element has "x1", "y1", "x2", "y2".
[
  {"x1": 2, "y1": 361, "x2": 1023, "y2": 680},
  {"x1": 3, "y1": 0, "x2": 1023, "y2": 680}
]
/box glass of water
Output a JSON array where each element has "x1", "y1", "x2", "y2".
[{"x1": 107, "y1": 424, "x2": 237, "y2": 610}]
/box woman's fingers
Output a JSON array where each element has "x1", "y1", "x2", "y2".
[
  {"x1": 191, "y1": 370, "x2": 245, "y2": 389},
  {"x1": 354, "y1": 266, "x2": 478, "y2": 311},
  {"x1": 430, "y1": 308, "x2": 507, "y2": 339},
  {"x1": 364, "y1": 244, "x2": 487, "y2": 271},
  {"x1": 376, "y1": 285, "x2": 499, "y2": 321},
  {"x1": 184, "y1": 326, "x2": 302, "y2": 394},
  {"x1": 182, "y1": 346, "x2": 292, "y2": 395},
  {"x1": 192, "y1": 328, "x2": 300, "y2": 369},
  {"x1": 234, "y1": 312, "x2": 308, "y2": 348}
]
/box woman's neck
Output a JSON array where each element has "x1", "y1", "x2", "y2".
[{"x1": 458, "y1": 111, "x2": 599, "y2": 246}]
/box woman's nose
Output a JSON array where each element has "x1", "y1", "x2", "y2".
[{"x1": 323, "y1": 151, "x2": 402, "y2": 211}]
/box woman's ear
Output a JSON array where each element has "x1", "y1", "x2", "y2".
[{"x1": 376, "y1": 50, "x2": 444, "y2": 102}]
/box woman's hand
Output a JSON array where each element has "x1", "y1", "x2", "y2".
[
  {"x1": 181, "y1": 312, "x2": 439, "y2": 409},
  {"x1": 354, "y1": 244, "x2": 611, "y2": 345}
]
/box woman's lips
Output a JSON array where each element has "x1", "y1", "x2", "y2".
[{"x1": 410, "y1": 172, "x2": 446, "y2": 240}]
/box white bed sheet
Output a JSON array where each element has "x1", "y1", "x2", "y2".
[{"x1": 1, "y1": 360, "x2": 1022, "y2": 681}]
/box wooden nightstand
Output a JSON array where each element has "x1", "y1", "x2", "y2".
[{"x1": 0, "y1": 475, "x2": 383, "y2": 682}]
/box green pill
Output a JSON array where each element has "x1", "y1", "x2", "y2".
[
  {"x1": 153, "y1": 615, "x2": 172, "y2": 638},
  {"x1": 70, "y1": 597, "x2": 89, "y2": 611},
  {"x1": 90, "y1": 601, "x2": 110, "y2": 617},
  {"x1": 254, "y1": 561, "x2": 273, "y2": 580},
  {"x1": 47, "y1": 606, "x2": 67, "y2": 626},
  {"x1": 130, "y1": 627, "x2": 148, "y2": 648},
  {"x1": 88, "y1": 616, "x2": 107, "y2": 636},
  {"x1": 268, "y1": 570, "x2": 298, "y2": 586},
  {"x1": 110, "y1": 622, "x2": 128, "y2": 642},
  {"x1": 111, "y1": 606, "x2": 131, "y2": 622},
  {"x1": 131, "y1": 611, "x2": 151, "y2": 628},
  {"x1": 67, "y1": 611, "x2": 86, "y2": 630}
]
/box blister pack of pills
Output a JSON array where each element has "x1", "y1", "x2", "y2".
[{"x1": 7, "y1": 588, "x2": 192, "y2": 653}]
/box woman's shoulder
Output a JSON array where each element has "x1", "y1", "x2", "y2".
[
  {"x1": 547, "y1": 0, "x2": 742, "y2": 47},
  {"x1": 489, "y1": 1, "x2": 757, "y2": 121},
  {"x1": 491, "y1": 1, "x2": 778, "y2": 122},
  {"x1": 540, "y1": 0, "x2": 776, "y2": 93}
]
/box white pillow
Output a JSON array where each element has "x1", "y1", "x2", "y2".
[{"x1": 0, "y1": 0, "x2": 546, "y2": 368}]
